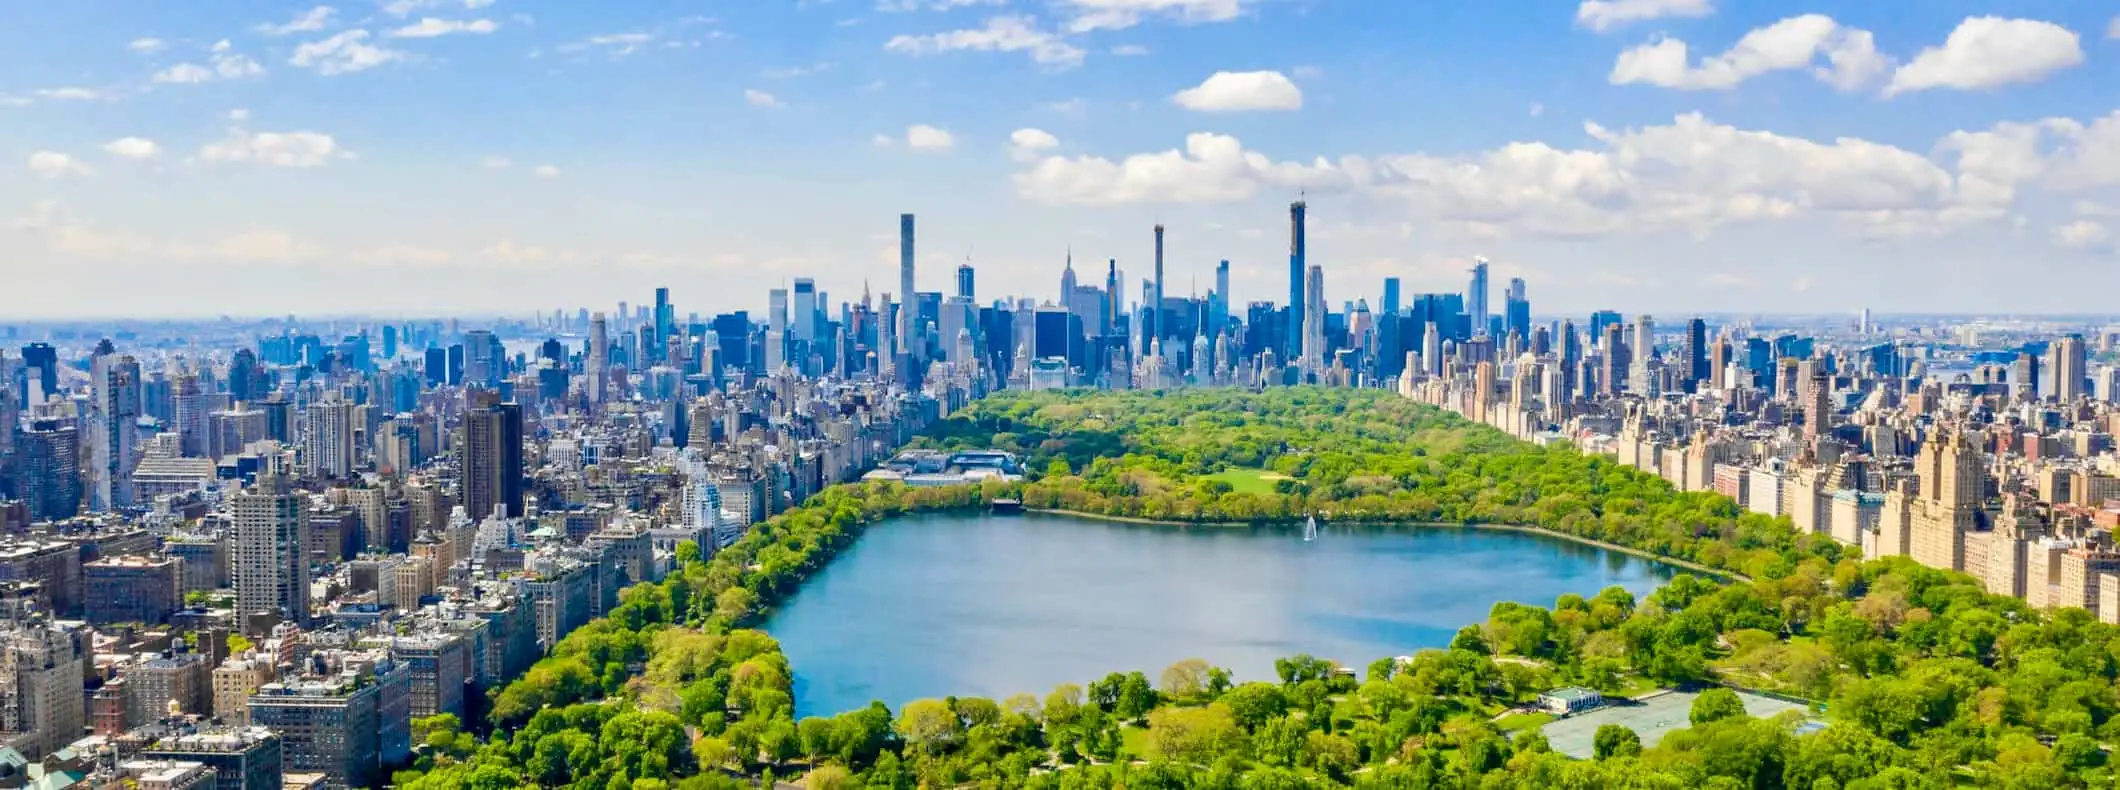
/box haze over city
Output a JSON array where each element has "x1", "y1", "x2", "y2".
[{"x1": 5, "y1": 0, "x2": 2119, "y2": 318}]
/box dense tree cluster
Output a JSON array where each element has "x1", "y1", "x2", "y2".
[
  {"x1": 916, "y1": 388, "x2": 1843, "y2": 578},
  {"x1": 400, "y1": 388, "x2": 2120, "y2": 788}
]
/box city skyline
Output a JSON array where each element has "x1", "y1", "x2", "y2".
[{"x1": 6, "y1": 1, "x2": 2120, "y2": 318}]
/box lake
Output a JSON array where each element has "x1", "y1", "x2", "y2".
[{"x1": 763, "y1": 511, "x2": 1681, "y2": 716}]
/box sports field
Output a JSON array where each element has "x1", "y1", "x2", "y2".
[
  {"x1": 1203, "y1": 468, "x2": 1291, "y2": 494},
  {"x1": 1541, "y1": 689, "x2": 1811, "y2": 759}
]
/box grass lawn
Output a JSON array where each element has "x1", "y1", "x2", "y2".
[
  {"x1": 1204, "y1": 468, "x2": 1292, "y2": 495},
  {"x1": 1495, "y1": 711, "x2": 1554, "y2": 732},
  {"x1": 1119, "y1": 725, "x2": 1151, "y2": 760},
  {"x1": 1615, "y1": 675, "x2": 1664, "y2": 698}
]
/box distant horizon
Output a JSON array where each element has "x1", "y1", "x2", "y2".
[{"x1": 6, "y1": 2, "x2": 2119, "y2": 316}]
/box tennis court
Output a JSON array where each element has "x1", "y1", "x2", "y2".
[{"x1": 1541, "y1": 689, "x2": 1811, "y2": 759}]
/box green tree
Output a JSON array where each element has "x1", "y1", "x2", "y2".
[
  {"x1": 1143, "y1": 703, "x2": 1245, "y2": 765},
  {"x1": 1220, "y1": 683, "x2": 1288, "y2": 732},
  {"x1": 1689, "y1": 688, "x2": 1746, "y2": 727},
  {"x1": 1593, "y1": 724, "x2": 1641, "y2": 760},
  {"x1": 1159, "y1": 658, "x2": 1213, "y2": 701}
]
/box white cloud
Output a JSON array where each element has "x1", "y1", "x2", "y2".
[
  {"x1": 744, "y1": 89, "x2": 782, "y2": 108},
  {"x1": 2054, "y1": 220, "x2": 2111, "y2": 250},
  {"x1": 383, "y1": 0, "x2": 492, "y2": 16},
  {"x1": 1009, "y1": 128, "x2": 1060, "y2": 162},
  {"x1": 154, "y1": 64, "x2": 215, "y2": 84},
  {"x1": 213, "y1": 52, "x2": 266, "y2": 79},
  {"x1": 558, "y1": 32, "x2": 658, "y2": 57},
  {"x1": 290, "y1": 30, "x2": 407, "y2": 75},
  {"x1": 258, "y1": 6, "x2": 337, "y2": 36},
  {"x1": 1060, "y1": 0, "x2": 1251, "y2": 33},
  {"x1": 228, "y1": 108, "x2": 251, "y2": 122},
  {"x1": 1014, "y1": 132, "x2": 1351, "y2": 206},
  {"x1": 1886, "y1": 17, "x2": 2083, "y2": 95},
  {"x1": 128, "y1": 38, "x2": 165, "y2": 54},
  {"x1": 2110, "y1": 16, "x2": 2119, "y2": 40},
  {"x1": 906, "y1": 125, "x2": 956, "y2": 151},
  {"x1": 1111, "y1": 44, "x2": 1150, "y2": 56},
  {"x1": 199, "y1": 129, "x2": 347, "y2": 167},
  {"x1": 871, "y1": 133, "x2": 897, "y2": 148},
  {"x1": 1012, "y1": 113, "x2": 2018, "y2": 241},
  {"x1": 1575, "y1": 0, "x2": 1712, "y2": 32},
  {"x1": 34, "y1": 87, "x2": 108, "y2": 101},
  {"x1": 884, "y1": 16, "x2": 1086, "y2": 68},
  {"x1": 533, "y1": 164, "x2": 560, "y2": 178},
  {"x1": 482, "y1": 156, "x2": 511, "y2": 169},
  {"x1": 1609, "y1": 14, "x2": 1887, "y2": 92},
  {"x1": 762, "y1": 62, "x2": 833, "y2": 78},
  {"x1": 876, "y1": 0, "x2": 1006, "y2": 10},
  {"x1": 101, "y1": 137, "x2": 161, "y2": 160},
  {"x1": 1171, "y1": 70, "x2": 1303, "y2": 112},
  {"x1": 28, "y1": 152, "x2": 88, "y2": 179},
  {"x1": 388, "y1": 17, "x2": 500, "y2": 38},
  {"x1": 153, "y1": 43, "x2": 267, "y2": 84}
]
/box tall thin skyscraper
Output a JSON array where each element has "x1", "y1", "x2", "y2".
[
  {"x1": 1214, "y1": 259, "x2": 1231, "y2": 334},
  {"x1": 1468, "y1": 258, "x2": 1490, "y2": 338},
  {"x1": 899, "y1": 213, "x2": 916, "y2": 358},
  {"x1": 652, "y1": 287, "x2": 672, "y2": 364},
  {"x1": 463, "y1": 390, "x2": 524, "y2": 520},
  {"x1": 792, "y1": 279, "x2": 816, "y2": 346},
  {"x1": 1381, "y1": 278, "x2": 1401, "y2": 316},
  {"x1": 1106, "y1": 260, "x2": 1121, "y2": 337},
  {"x1": 232, "y1": 471, "x2": 309, "y2": 628},
  {"x1": 1152, "y1": 224, "x2": 1166, "y2": 343},
  {"x1": 87, "y1": 344, "x2": 140, "y2": 512},
  {"x1": 1422, "y1": 321, "x2": 1442, "y2": 376},
  {"x1": 956, "y1": 263, "x2": 975, "y2": 300},
  {"x1": 588, "y1": 312, "x2": 609, "y2": 404},
  {"x1": 1302, "y1": 264, "x2": 1326, "y2": 376},
  {"x1": 767, "y1": 288, "x2": 789, "y2": 372},
  {"x1": 1288, "y1": 201, "x2": 1307, "y2": 362}
]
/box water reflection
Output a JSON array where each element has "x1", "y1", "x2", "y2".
[{"x1": 764, "y1": 512, "x2": 1680, "y2": 716}]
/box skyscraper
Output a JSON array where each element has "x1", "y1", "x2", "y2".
[
  {"x1": 1288, "y1": 201, "x2": 1306, "y2": 362},
  {"x1": 18, "y1": 343, "x2": 56, "y2": 405},
  {"x1": 792, "y1": 279, "x2": 817, "y2": 348},
  {"x1": 463, "y1": 329, "x2": 501, "y2": 388},
  {"x1": 1467, "y1": 258, "x2": 1490, "y2": 339},
  {"x1": 957, "y1": 263, "x2": 975, "y2": 300},
  {"x1": 2054, "y1": 334, "x2": 2088, "y2": 402},
  {"x1": 1213, "y1": 259, "x2": 1231, "y2": 335},
  {"x1": 303, "y1": 398, "x2": 358, "y2": 480},
  {"x1": 1631, "y1": 315, "x2": 1656, "y2": 393},
  {"x1": 1302, "y1": 264, "x2": 1326, "y2": 376},
  {"x1": 1503, "y1": 277, "x2": 1529, "y2": 340},
  {"x1": 588, "y1": 312, "x2": 609, "y2": 404},
  {"x1": 899, "y1": 213, "x2": 917, "y2": 358},
  {"x1": 1381, "y1": 277, "x2": 1401, "y2": 316},
  {"x1": 19, "y1": 419, "x2": 79, "y2": 522},
  {"x1": 1683, "y1": 317, "x2": 1709, "y2": 392},
  {"x1": 462, "y1": 390, "x2": 524, "y2": 520},
  {"x1": 232, "y1": 471, "x2": 309, "y2": 628},
  {"x1": 652, "y1": 286, "x2": 673, "y2": 364},
  {"x1": 766, "y1": 287, "x2": 789, "y2": 372},
  {"x1": 87, "y1": 344, "x2": 140, "y2": 512},
  {"x1": 1152, "y1": 224, "x2": 1166, "y2": 344}
]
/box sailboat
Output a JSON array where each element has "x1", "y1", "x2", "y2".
[{"x1": 1303, "y1": 513, "x2": 1318, "y2": 542}]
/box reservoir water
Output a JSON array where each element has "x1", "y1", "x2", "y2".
[{"x1": 765, "y1": 511, "x2": 1681, "y2": 716}]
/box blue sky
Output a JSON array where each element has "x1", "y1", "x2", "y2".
[{"x1": 4, "y1": 0, "x2": 2118, "y2": 319}]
